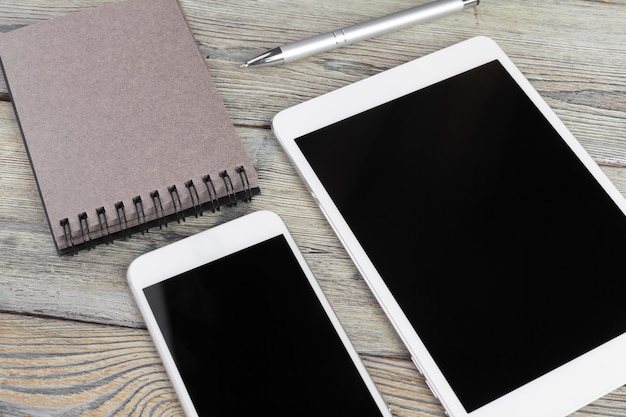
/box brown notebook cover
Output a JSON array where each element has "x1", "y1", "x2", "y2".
[{"x1": 0, "y1": 0, "x2": 259, "y2": 254}]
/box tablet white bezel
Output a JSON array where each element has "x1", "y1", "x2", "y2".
[
  {"x1": 272, "y1": 36, "x2": 626, "y2": 417},
  {"x1": 127, "y1": 210, "x2": 392, "y2": 417}
]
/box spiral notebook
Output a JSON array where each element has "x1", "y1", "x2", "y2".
[{"x1": 0, "y1": 0, "x2": 259, "y2": 254}]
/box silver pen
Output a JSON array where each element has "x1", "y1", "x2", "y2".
[{"x1": 242, "y1": 0, "x2": 479, "y2": 68}]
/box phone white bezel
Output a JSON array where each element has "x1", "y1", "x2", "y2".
[
  {"x1": 127, "y1": 210, "x2": 392, "y2": 417},
  {"x1": 271, "y1": 36, "x2": 626, "y2": 417}
]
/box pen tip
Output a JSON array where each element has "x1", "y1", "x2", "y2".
[
  {"x1": 241, "y1": 48, "x2": 284, "y2": 68},
  {"x1": 240, "y1": 62, "x2": 249, "y2": 68}
]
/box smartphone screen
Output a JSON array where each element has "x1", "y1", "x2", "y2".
[{"x1": 142, "y1": 233, "x2": 386, "y2": 417}]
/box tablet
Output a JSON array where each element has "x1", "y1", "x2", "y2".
[
  {"x1": 272, "y1": 36, "x2": 626, "y2": 417},
  {"x1": 127, "y1": 211, "x2": 392, "y2": 417}
]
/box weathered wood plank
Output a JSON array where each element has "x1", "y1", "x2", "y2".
[
  {"x1": 0, "y1": 313, "x2": 179, "y2": 416},
  {"x1": 1, "y1": 313, "x2": 625, "y2": 417},
  {"x1": 0, "y1": 313, "x2": 426, "y2": 417},
  {"x1": 0, "y1": 0, "x2": 625, "y2": 414}
]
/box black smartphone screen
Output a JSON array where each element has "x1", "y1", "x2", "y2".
[
  {"x1": 294, "y1": 60, "x2": 626, "y2": 412},
  {"x1": 143, "y1": 234, "x2": 385, "y2": 417}
]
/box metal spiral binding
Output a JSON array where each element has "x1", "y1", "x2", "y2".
[
  {"x1": 150, "y1": 190, "x2": 166, "y2": 229},
  {"x1": 202, "y1": 174, "x2": 220, "y2": 212},
  {"x1": 236, "y1": 165, "x2": 252, "y2": 202},
  {"x1": 78, "y1": 212, "x2": 91, "y2": 242},
  {"x1": 115, "y1": 201, "x2": 129, "y2": 238},
  {"x1": 220, "y1": 170, "x2": 237, "y2": 206},
  {"x1": 185, "y1": 180, "x2": 202, "y2": 217},
  {"x1": 167, "y1": 185, "x2": 184, "y2": 223},
  {"x1": 132, "y1": 196, "x2": 147, "y2": 234},
  {"x1": 96, "y1": 207, "x2": 111, "y2": 244},
  {"x1": 60, "y1": 218, "x2": 74, "y2": 249},
  {"x1": 58, "y1": 166, "x2": 253, "y2": 251}
]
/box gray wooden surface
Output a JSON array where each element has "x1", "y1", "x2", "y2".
[{"x1": 1, "y1": 0, "x2": 625, "y2": 415}]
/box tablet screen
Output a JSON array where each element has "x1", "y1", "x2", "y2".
[
  {"x1": 142, "y1": 234, "x2": 385, "y2": 417},
  {"x1": 294, "y1": 60, "x2": 626, "y2": 412}
]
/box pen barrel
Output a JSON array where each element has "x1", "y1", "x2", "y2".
[
  {"x1": 281, "y1": 0, "x2": 467, "y2": 63},
  {"x1": 280, "y1": 31, "x2": 348, "y2": 63},
  {"x1": 345, "y1": 0, "x2": 465, "y2": 43}
]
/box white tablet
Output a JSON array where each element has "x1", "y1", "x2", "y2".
[
  {"x1": 127, "y1": 210, "x2": 392, "y2": 417},
  {"x1": 272, "y1": 36, "x2": 626, "y2": 417}
]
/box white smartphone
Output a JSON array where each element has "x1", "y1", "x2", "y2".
[
  {"x1": 272, "y1": 36, "x2": 626, "y2": 417},
  {"x1": 127, "y1": 210, "x2": 393, "y2": 417}
]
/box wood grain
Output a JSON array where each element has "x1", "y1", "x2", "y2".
[
  {"x1": 0, "y1": 313, "x2": 180, "y2": 416},
  {"x1": 0, "y1": 0, "x2": 625, "y2": 415},
  {"x1": 0, "y1": 313, "x2": 426, "y2": 417},
  {"x1": 2, "y1": 313, "x2": 626, "y2": 417}
]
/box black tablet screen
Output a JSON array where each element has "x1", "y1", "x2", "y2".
[{"x1": 295, "y1": 60, "x2": 626, "y2": 412}]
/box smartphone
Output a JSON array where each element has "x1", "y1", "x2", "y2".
[{"x1": 127, "y1": 210, "x2": 392, "y2": 417}]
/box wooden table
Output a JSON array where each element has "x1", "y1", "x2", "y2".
[{"x1": 1, "y1": 0, "x2": 625, "y2": 415}]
